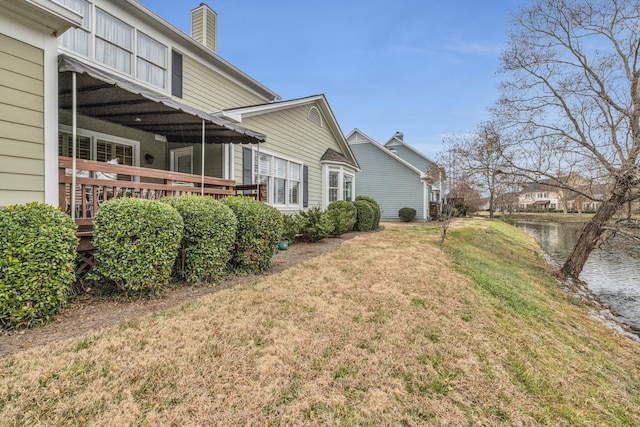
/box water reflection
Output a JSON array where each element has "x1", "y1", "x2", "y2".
[{"x1": 511, "y1": 220, "x2": 640, "y2": 333}]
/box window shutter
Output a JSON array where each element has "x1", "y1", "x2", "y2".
[
  {"x1": 303, "y1": 165, "x2": 308, "y2": 208},
  {"x1": 242, "y1": 147, "x2": 252, "y2": 184},
  {"x1": 171, "y1": 50, "x2": 183, "y2": 98}
]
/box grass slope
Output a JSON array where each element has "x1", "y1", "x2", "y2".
[{"x1": 1, "y1": 219, "x2": 638, "y2": 425}]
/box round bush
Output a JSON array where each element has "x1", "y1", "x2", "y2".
[
  {"x1": 222, "y1": 196, "x2": 282, "y2": 273},
  {"x1": 356, "y1": 195, "x2": 381, "y2": 229},
  {"x1": 91, "y1": 198, "x2": 183, "y2": 291},
  {"x1": 353, "y1": 200, "x2": 375, "y2": 231},
  {"x1": 326, "y1": 200, "x2": 357, "y2": 236},
  {"x1": 0, "y1": 202, "x2": 78, "y2": 328},
  {"x1": 163, "y1": 195, "x2": 237, "y2": 284},
  {"x1": 299, "y1": 207, "x2": 334, "y2": 242},
  {"x1": 399, "y1": 207, "x2": 417, "y2": 222},
  {"x1": 281, "y1": 213, "x2": 304, "y2": 243}
]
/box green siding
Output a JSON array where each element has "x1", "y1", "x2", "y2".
[
  {"x1": 0, "y1": 33, "x2": 44, "y2": 206},
  {"x1": 233, "y1": 103, "x2": 347, "y2": 209},
  {"x1": 350, "y1": 141, "x2": 425, "y2": 221},
  {"x1": 180, "y1": 56, "x2": 265, "y2": 111}
]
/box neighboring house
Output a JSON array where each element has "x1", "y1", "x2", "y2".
[
  {"x1": 1, "y1": 1, "x2": 360, "y2": 218},
  {"x1": 347, "y1": 129, "x2": 438, "y2": 221},
  {"x1": 219, "y1": 95, "x2": 359, "y2": 213},
  {"x1": 0, "y1": 0, "x2": 82, "y2": 206},
  {"x1": 519, "y1": 177, "x2": 605, "y2": 212}
]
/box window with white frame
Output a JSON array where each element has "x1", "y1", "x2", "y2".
[
  {"x1": 95, "y1": 8, "x2": 133, "y2": 74},
  {"x1": 324, "y1": 164, "x2": 356, "y2": 207},
  {"x1": 58, "y1": 126, "x2": 139, "y2": 180},
  {"x1": 136, "y1": 32, "x2": 167, "y2": 88},
  {"x1": 253, "y1": 151, "x2": 302, "y2": 208},
  {"x1": 57, "y1": 0, "x2": 91, "y2": 56}
]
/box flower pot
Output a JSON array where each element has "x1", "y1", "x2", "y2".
[{"x1": 278, "y1": 241, "x2": 289, "y2": 250}]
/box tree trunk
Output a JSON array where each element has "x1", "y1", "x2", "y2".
[{"x1": 560, "y1": 186, "x2": 627, "y2": 278}]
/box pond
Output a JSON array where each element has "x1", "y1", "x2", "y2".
[{"x1": 510, "y1": 220, "x2": 640, "y2": 334}]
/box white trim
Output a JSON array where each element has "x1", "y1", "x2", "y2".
[
  {"x1": 321, "y1": 164, "x2": 357, "y2": 209},
  {"x1": 44, "y1": 33, "x2": 60, "y2": 206},
  {"x1": 59, "y1": 124, "x2": 140, "y2": 166},
  {"x1": 169, "y1": 146, "x2": 193, "y2": 174},
  {"x1": 251, "y1": 147, "x2": 304, "y2": 210}
]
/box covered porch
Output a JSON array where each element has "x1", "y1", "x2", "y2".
[{"x1": 57, "y1": 54, "x2": 266, "y2": 227}]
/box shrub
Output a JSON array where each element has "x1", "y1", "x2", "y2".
[
  {"x1": 356, "y1": 195, "x2": 381, "y2": 229},
  {"x1": 353, "y1": 200, "x2": 375, "y2": 231},
  {"x1": 326, "y1": 200, "x2": 357, "y2": 236},
  {"x1": 163, "y1": 195, "x2": 237, "y2": 284},
  {"x1": 0, "y1": 203, "x2": 78, "y2": 328},
  {"x1": 222, "y1": 196, "x2": 282, "y2": 273},
  {"x1": 91, "y1": 198, "x2": 183, "y2": 291},
  {"x1": 299, "y1": 207, "x2": 334, "y2": 242},
  {"x1": 399, "y1": 207, "x2": 417, "y2": 222},
  {"x1": 281, "y1": 213, "x2": 304, "y2": 243}
]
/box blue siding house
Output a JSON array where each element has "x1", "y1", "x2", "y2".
[{"x1": 347, "y1": 129, "x2": 435, "y2": 221}]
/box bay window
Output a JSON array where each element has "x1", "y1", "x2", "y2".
[{"x1": 323, "y1": 164, "x2": 356, "y2": 208}]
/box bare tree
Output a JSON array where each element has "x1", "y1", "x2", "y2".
[{"x1": 497, "y1": 0, "x2": 640, "y2": 278}]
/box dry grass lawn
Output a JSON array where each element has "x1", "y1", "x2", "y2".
[{"x1": 1, "y1": 220, "x2": 639, "y2": 425}]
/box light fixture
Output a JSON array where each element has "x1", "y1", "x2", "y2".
[{"x1": 144, "y1": 153, "x2": 154, "y2": 164}]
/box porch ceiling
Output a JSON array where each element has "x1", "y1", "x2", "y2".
[{"x1": 58, "y1": 54, "x2": 266, "y2": 145}]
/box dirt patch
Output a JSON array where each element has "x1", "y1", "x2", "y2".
[{"x1": 0, "y1": 232, "x2": 359, "y2": 358}]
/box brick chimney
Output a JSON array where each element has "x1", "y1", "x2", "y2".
[{"x1": 191, "y1": 3, "x2": 217, "y2": 53}]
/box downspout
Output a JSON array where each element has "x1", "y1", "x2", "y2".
[{"x1": 71, "y1": 72, "x2": 77, "y2": 222}]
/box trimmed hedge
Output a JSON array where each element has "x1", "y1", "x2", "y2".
[
  {"x1": 222, "y1": 196, "x2": 282, "y2": 273},
  {"x1": 356, "y1": 195, "x2": 381, "y2": 230},
  {"x1": 163, "y1": 195, "x2": 237, "y2": 284},
  {"x1": 299, "y1": 207, "x2": 334, "y2": 242},
  {"x1": 353, "y1": 200, "x2": 375, "y2": 231},
  {"x1": 0, "y1": 203, "x2": 78, "y2": 328},
  {"x1": 281, "y1": 213, "x2": 304, "y2": 243},
  {"x1": 326, "y1": 200, "x2": 357, "y2": 236},
  {"x1": 91, "y1": 198, "x2": 183, "y2": 291},
  {"x1": 399, "y1": 207, "x2": 417, "y2": 222}
]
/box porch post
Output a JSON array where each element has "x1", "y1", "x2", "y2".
[
  {"x1": 71, "y1": 72, "x2": 77, "y2": 221},
  {"x1": 201, "y1": 119, "x2": 205, "y2": 196},
  {"x1": 256, "y1": 142, "x2": 261, "y2": 201}
]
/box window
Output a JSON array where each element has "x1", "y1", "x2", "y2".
[
  {"x1": 136, "y1": 33, "x2": 167, "y2": 88},
  {"x1": 328, "y1": 171, "x2": 339, "y2": 202},
  {"x1": 253, "y1": 151, "x2": 303, "y2": 208},
  {"x1": 56, "y1": 0, "x2": 91, "y2": 56},
  {"x1": 170, "y1": 147, "x2": 193, "y2": 174},
  {"x1": 323, "y1": 165, "x2": 356, "y2": 208},
  {"x1": 58, "y1": 126, "x2": 139, "y2": 180},
  {"x1": 343, "y1": 174, "x2": 353, "y2": 201},
  {"x1": 95, "y1": 9, "x2": 133, "y2": 74}
]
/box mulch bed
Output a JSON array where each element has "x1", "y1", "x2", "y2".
[{"x1": 0, "y1": 233, "x2": 359, "y2": 358}]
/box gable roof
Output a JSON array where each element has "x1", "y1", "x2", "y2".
[
  {"x1": 219, "y1": 95, "x2": 360, "y2": 169},
  {"x1": 383, "y1": 133, "x2": 437, "y2": 165},
  {"x1": 1, "y1": 0, "x2": 82, "y2": 35},
  {"x1": 346, "y1": 129, "x2": 426, "y2": 178}
]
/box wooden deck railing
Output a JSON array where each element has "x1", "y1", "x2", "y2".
[{"x1": 59, "y1": 156, "x2": 262, "y2": 225}]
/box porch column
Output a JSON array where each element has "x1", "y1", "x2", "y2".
[
  {"x1": 71, "y1": 72, "x2": 77, "y2": 221},
  {"x1": 201, "y1": 119, "x2": 205, "y2": 196}
]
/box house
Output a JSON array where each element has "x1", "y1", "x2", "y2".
[
  {"x1": 1, "y1": 1, "x2": 359, "y2": 221},
  {"x1": 0, "y1": 0, "x2": 82, "y2": 206},
  {"x1": 219, "y1": 95, "x2": 359, "y2": 213},
  {"x1": 518, "y1": 177, "x2": 605, "y2": 212},
  {"x1": 346, "y1": 129, "x2": 439, "y2": 221}
]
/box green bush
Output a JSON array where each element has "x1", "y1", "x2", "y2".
[
  {"x1": 326, "y1": 200, "x2": 357, "y2": 236},
  {"x1": 163, "y1": 195, "x2": 237, "y2": 284},
  {"x1": 281, "y1": 213, "x2": 304, "y2": 243},
  {"x1": 91, "y1": 198, "x2": 183, "y2": 291},
  {"x1": 299, "y1": 207, "x2": 334, "y2": 242},
  {"x1": 353, "y1": 200, "x2": 375, "y2": 231},
  {"x1": 222, "y1": 196, "x2": 282, "y2": 273},
  {"x1": 356, "y1": 195, "x2": 381, "y2": 230},
  {"x1": 0, "y1": 203, "x2": 78, "y2": 328},
  {"x1": 399, "y1": 207, "x2": 417, "y2": 222}
]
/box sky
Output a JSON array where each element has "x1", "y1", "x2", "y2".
[{"x1": 138, "y1": 0, "x2": 524, "y2": 159}]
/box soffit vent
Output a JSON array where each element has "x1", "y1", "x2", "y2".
[{"x1": 308, "y1": 106, "x2": 322, "y2": 127}]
